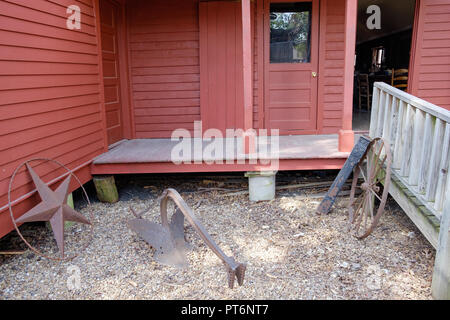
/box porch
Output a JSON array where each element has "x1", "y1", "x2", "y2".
[
  {"x1": 91, "y1": 134, "x2": 350, "y2": 174},
  {"x1": 97, "y1": 0, "x2": 358, "y2": 167}
]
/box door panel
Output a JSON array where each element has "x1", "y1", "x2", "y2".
[
  {"x1": 264, "y1": 0, "x2": 319, "y2": 134},
  {"x1": 199, "y1": 1, "x2": 244, "y2": 133},
  {"x1": 100, "y1": 0, "x2": 123, "y2": 145}
]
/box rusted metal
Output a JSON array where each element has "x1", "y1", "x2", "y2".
[
  {"x1": 348, "y1": 137, "x2": 392, "y2": 239},
  {"x1": 316, "y1": 135, "x2": 372, "y2": 214},
  {"x1": 128, "y1": 188, "x2": 246, "y2": 289},
  {"x1": 8, "y1": 158, "x2": 94, "y2": 261}
]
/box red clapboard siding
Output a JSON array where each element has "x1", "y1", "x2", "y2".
[
  {"x1": 199, "y1": 1, "x2": 245, "y2": 133},
  {"x1": 318, "y1": 0, "x2": 345, "y2": 134},
  {"x1": 410, "y1": 0, "x2": 450, "y2": 110},
  {"x1": 128, "y1": 0, "x2": 201, "y2": 138},
  {"x1": 0, "y1": 0, "x2": 106, "y2": 238}
]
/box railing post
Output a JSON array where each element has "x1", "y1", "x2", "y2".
[
  {"x1": 393, "y1": 100, "x2": 406, "y2": 169},
  {"x1": 434, "y1": 124, "x2": 450, "y2": 212},
  {"x1": 431, "y1": 172, "x2": 450, "y2": 299},
  {"x1": 418, "y1": 113, "x2": 434, "y2": 194},
  {"x1": 369, "y1": 85, "x2": 380, "y2": 138}
]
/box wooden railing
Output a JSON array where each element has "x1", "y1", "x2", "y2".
[
  {"x1": 369, "y1": 82, "x2": 450, "y2": 221},
  {"x1": 369, "y1": 82, "x2": 450, "y2": 299}
]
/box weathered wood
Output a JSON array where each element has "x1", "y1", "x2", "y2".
[
  {"x1": 382, "y1": 94, "x2": 392, "y2": 142},
  {"x1": 409, "y1": 109, "x2": 425, "y2": 186},
  {"x1": 395, "y1": 172, "x2": 440, "y2": 224},
  {"x1": 93, "y1": 175, "x2": 119, "y2": 203},
  {"x1": 400, "y1": 104, "x2": 415, "y2": 177},
  {"x1": 434, "y1": 123, "x2": 450, "y2": 212},
  {"x1": 316, "y1": 136, "x2": 372, "y2": 214},
  {"x1": 373, "y1": 82, "x2": 450, "y2": 299},
  {"x1": 376, "y1": 91, "x2": 386, "y2": 137},
  {"x1": 374, "y1": 82, "x2": 450, "y2": 123},
  {"x1": 369, "y1": 86, "x2": 380, "y2": 138},
  {"x1": 393, "y1": 100, "x2": 406, "y2": 169},
  {"x1": 389, "y1": 173, "x2": 439, "y2": 249},
  {"x1": 425, "y1": 118, "x2": 445, "y2": 202},
  {"x1": 418, "y1": 113, "x2": 434, "y2": 194},
  {"x1": 389, "y1": 97, "x2": 399, "y2": 155},
  {"x1": 431, "y1": 170, "x2": 450, "y2": 300}
]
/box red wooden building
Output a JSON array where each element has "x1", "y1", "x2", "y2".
[{"x1": 1, "y1": 0, "x2": 449, "y2": 238}]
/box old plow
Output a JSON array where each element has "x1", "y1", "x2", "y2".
[{"x1": 128, "y1": 188, "x2": 246, "y2": 289}]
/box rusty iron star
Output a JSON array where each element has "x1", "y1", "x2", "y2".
[{"x1": 15, "y1": 164, "x2": 91, "y2": 258}]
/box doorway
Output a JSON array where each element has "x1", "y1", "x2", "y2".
[
  {"x1": 264, "y1": 0, "x2": 319, "y2": 135},
  {"x1": 99, "y1": 0, "x2": 127, "y2": 145},
  {"x1": 353, "y1": 0, "x2": 417, "y2": 133}
]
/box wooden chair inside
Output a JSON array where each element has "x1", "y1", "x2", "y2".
[
  {"x1": 358, "y1": 74, "x2": 371, "y2": 111},
  {"x1": 391, "y1": 68, "x2": 409, "y2": 91}
]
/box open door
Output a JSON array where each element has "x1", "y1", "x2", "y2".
[{"x1": 100, "y1": 0, "x2": 126, "y2": 145}]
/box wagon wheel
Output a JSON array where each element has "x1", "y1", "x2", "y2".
[{"x1": 348, "y1": 137, "x2": 392, "y2": 239}]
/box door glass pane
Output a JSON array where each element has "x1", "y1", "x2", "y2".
[{"x1": 270, "y1": 2, "x2": 312, "y2": 63}]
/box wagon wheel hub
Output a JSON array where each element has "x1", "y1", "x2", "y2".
[
  {"x1": 362, "y1": 182, "x2": 380, "y2": 193},
  {"x1": 361, "y1": 182, "x2": 370, "y2": 191}
]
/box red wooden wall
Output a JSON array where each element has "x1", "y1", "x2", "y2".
[
  {"x1": 0, "y1": 0, "x2": 107, "y2": 238},
  {"x1": 409, "y1": 0, "x2": 450, "y2": 110},
  {"x1": 126, "y1": 0, "x2": 347, "y2": 137},
  {"x1": 317, "y1": 0, "x2": 346, "y2": 134},
  {"x1": 199, "y1": 1, "x2": 245, "y2": 133},
  {"x1": 128, "y1": 0, "x2": 201, "y2": 138}
]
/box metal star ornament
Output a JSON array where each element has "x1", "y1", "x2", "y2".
[{"x1": 15, "y1": 164, "x2": 91, "y2": 258}]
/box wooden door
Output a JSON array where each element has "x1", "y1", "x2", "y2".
[
  {"x1": 264, "y1": 0, "x2": 319, "y2": 134},
  {"x1": 100, "y1": 0, "x2": 124, "y2": 145},
  {"x1": 199, "y1": 1, "x2": 245, "y2": 133}
]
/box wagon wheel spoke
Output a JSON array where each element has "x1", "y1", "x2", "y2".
[
  {"x1": 353, "y1": 191, "x2": 367, "y2": 220},
  {"x1": 368, "y1": 191, "x2": 374, "y2": 220},
  {"x1": 352, "y1": 196, "x2": 364, "y2": 226},
  {"x1": 369, "y1": 140, "x2": 384, "y2": 179},
  {"x1": 359, "y1": 164, "x2": 368, "y2": 184},
  {"x1": 369, "y1": 187, "x2": 382, "y2": 202},
  {"x1": 347, "y1": 138, "x2": 392, "y2": 239},
  {"x1": 353, "y1": 192, "x2": 368, "y2": 231},
  {"x1": 372, "y1": 154, "x2": 388, "y2": 182},
  {"x1": 363, "y1": 194, "x2": 369, "y2": 232}
]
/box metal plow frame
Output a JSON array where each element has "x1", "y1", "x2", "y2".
[{"x1": 129, "y1": 188, "x2": 246, "y2": 289}]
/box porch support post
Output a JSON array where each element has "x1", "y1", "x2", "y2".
[
  {"x1": 339, "y1": 0, "x2": 357, "y2": 152},
  {"x1": 241, "y1": 0, "x2": 255, "y2": 154}
]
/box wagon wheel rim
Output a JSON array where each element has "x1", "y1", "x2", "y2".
[{"x1": 348, "y1": 138, "x2": 392, "y2": 239}]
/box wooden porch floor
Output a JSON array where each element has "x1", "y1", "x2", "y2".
[{"x1": 91, "y1": 134, "x2": 351, "y2": 174}]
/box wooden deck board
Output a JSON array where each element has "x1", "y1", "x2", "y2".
[{"x1": 93, "y1": 134, "x2": 349, "y2": 164}]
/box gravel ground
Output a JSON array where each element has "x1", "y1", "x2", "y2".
[{"x1": 0, "y1": 172, "x2": 435, "y2": 300}]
